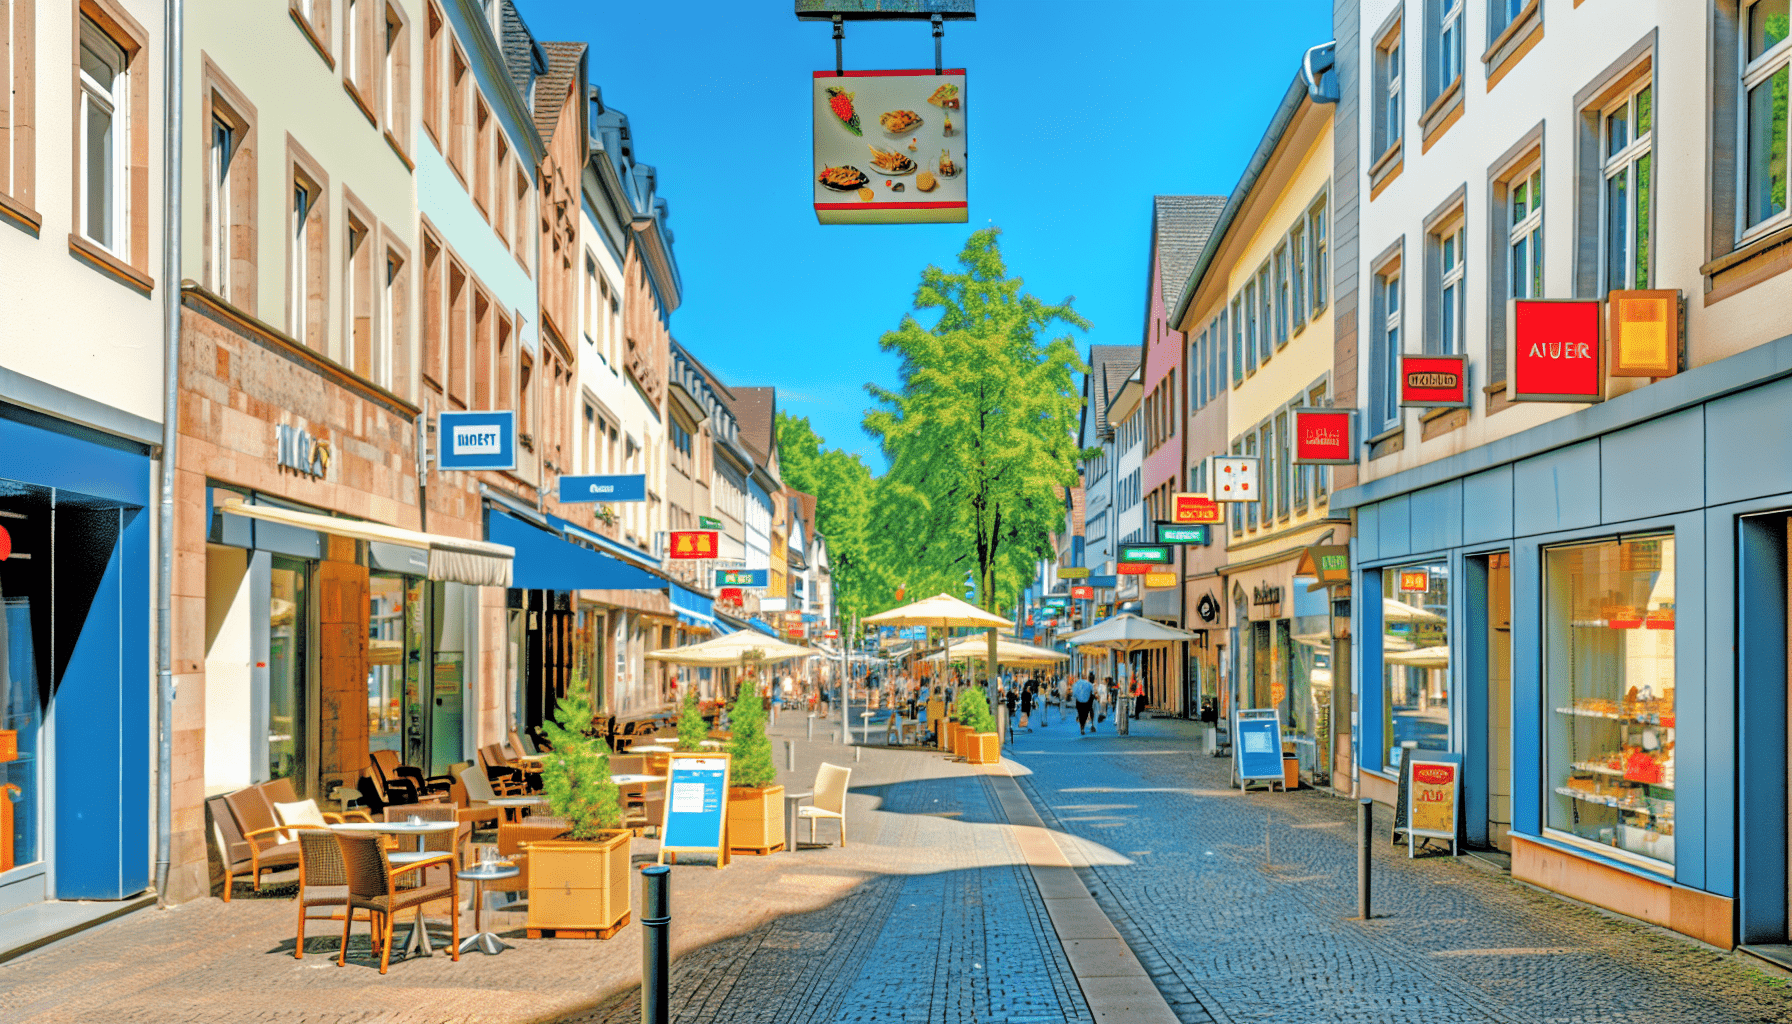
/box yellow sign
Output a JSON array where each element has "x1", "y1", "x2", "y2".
[
  {"x1": 1409, "y1": 760, "x2": 1458, "y2": 836},
  {"x1": 1144, "y1": 571, "x2": 1178, "y2": 589}
]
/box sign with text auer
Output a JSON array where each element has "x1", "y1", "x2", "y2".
[
  {"x1": 437, "y1": 411, "x2": 516, "y2": 471},
  {"x1": 557, "y1": 474, "x2": 648, "y2": 503},
  {"x1": 1510, "y1": 298, "x2": 1605, "y2": 403}
]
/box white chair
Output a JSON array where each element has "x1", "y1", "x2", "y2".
[
  {"x1": 794, "y1": 763, "x2": 851, "y2": 848},
  {"x1": 459, "y1": 765, "x2": 525, "y2": 823},
  {"x1": 885, "y1": 713, "x2": 917, "y2": 745}
]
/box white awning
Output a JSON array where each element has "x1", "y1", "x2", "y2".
[{"x1": 220, "y1": 501, "x2": 513, "y2": 586}]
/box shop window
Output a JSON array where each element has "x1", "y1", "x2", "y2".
[
  {"x1": 0, "y1": 506, "x2": 46, "y2": 870},
  {"x1": 421, "y1": 1, "x2": 442, "y2": 148},
  {"x1": 380, "y1": 3, "x2": 411, "y2": 161},
  {"x1": 367, "y1": 573, "x2": 406, "y2": 755},
  {"x1": 1545, "y1": 534, "x2": 1676, "y2": 868},
  {"x1": 268, "y1": 557, "x2": 308, "y2": 786},
  {"x1": 1382, "y1": 561, "x2": 1450, "y2": 772}
]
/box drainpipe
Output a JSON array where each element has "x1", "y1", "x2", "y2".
[{"x1": 154, "y1": 0, "x2": 184, "y2": 904}]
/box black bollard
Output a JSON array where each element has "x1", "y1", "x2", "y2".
[
  {"x1": 642, "y1": 865, "x2": 671, "y2": 1024},
  {"x1": 1357, "y1": 798, "x2": 1373, "y2": 920}
]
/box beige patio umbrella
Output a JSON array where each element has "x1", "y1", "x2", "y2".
[
  {"x1": 1382, "y1": 597, "x2": 1445, "y2": 624},
  {"x1": 1062, "y1": 613, "x2": 1202, "y2": 652},
  {"x1": 645, "y1": 628, "x2": 815, "y2": 665},
  {"x1": 862, "y1": 593, "x2": 1014, "y2": 688},
  {"x1": 1383, "y1": 645, "x2": 1449, "y2": 669},
  {"x1": 924, "y1": 636, "x2": 1068, "y2": 667}
]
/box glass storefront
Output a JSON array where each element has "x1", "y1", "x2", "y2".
[
  {"x1": 0, "y1": 504, "x2": 45, "y2": 872},
  {"x1": 368, "y1": 574, "x2": 406, "y2": 754},
  {"x1": 267, "y1": 557, "x2": 307, "y2": 786},
  {"x1": 1382, "y1": 562, "x2": 1450, "y2": 771},
  {"x1": 1545, "y1": 534, "x2": 1676, "y2": 868}
]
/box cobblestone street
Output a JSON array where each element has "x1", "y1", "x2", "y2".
[{"x1": 1007, "y1": 712, "x2": 1792, "y2": 1024}]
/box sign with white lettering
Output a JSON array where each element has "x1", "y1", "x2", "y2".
[
  {"x1": 558, "y1": 474, "x2": 648, "y2": 503},
  {"x1": 437, "y1": 411, "x2": 517, "y2": 471},
  {"x1": 1292, "y1": 407, "x2": 1357, "y2": 464},
  {"x1": 716, "y1": 568, "x2": 769, "y2": 587},
  {"x1": 1509, "y1": 299, "x2": 1605, "y2": 403},
  {"x1": 275, "y1": 423, "x2": 332, "y2": 479},
  {"x1": 1399, "y1": 354, "x2": 1470, "y2": 408}
]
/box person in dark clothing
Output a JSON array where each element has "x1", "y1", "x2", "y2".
[{"x1": 1019, "y1": 684, "x2": 1035, "y2": 730}]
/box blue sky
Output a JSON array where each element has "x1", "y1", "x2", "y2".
[{"x1": 519, "y1": 0, "x2": 1332, "y2": 472}]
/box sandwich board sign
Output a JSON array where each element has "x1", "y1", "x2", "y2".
[
  {"x1": 1232, "y1": 709, "x2": 1285, "y2": 791},
  {"x1": 1401, "y1": 753, "x2": 1461, "y2": 857},
  {"x1": 658, "y1": 753, "x2": 732, "y2": 868}
]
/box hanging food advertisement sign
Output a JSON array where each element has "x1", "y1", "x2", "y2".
[
  {"x1": 669, "y1": 531, "x2": 720, "y2": 559},
  {"x1": 1144, "y1": 571, "x2": 1178, "y2": 588},
  {"x1": 1509, "y1": 298, "x2": 1605, "y2": 402},
  {"x1": 1172, "y1": 492, "x2": 1223, "y2": 524},
  {"x1": 1291, "y1": 407, "x2": 1358, "y2": 464},
  {"x1": 1057, "y1": 566, "x2": 1089, "y2": 579},
  {"x1": 1208, "y1": 456, "x2": 1259, "y2": 502},
  {"x1": 1070, "y1": 585, "x2": 1094, "y2": 600},
  {"x1": 1607, "y1": 289, "x2": 1682, "y2": 378},
  {"x1": 813, "y1": 69, "x2": 967, "y2": 224},
  {"x1": 1398, "y1": 568, "x2": 1431, "y2": 593},
  {"x1": 1399, "y1": 355, "x2": 1470, "y2": 408}
]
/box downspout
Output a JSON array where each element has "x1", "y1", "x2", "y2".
[{"x1": 155, "y1": 0, "x2": 184, "y2": 903}]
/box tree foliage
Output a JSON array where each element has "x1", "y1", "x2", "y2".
[
  {"x1": 775, "y1": 412, "x2": 893, "y2": 622},
  {"x1": 676, "y1": 688, "x2": 708, "y2": 752},
  {"x1": 953, "y1": 684, "x2": 997, "y2": 734},
  {"x1": 540, "y1": 680, "x2": 622, "y2": 839},
  {"x1": 863, "y1": 228, "x2": 1091, "y2": 614},
  {"x1": 727, "y1": 678, "x2": 778, "y2": 789}
]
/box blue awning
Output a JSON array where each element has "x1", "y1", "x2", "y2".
[
  {"x1": 669, "y1": 583, "x2": 716, "y2": 629},
  {"x1": 748, "y1": 618, "x2": 778, "y2": 637},
  {"x1": 546, "y1": 512, "x2": 660, "y2": 569},
  {"x1": 487, "y1": 510, "x2": 665, "y2": 591}
]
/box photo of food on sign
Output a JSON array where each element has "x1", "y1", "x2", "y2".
[{"x1": 813, "y1": 70, "x2": 967, "y2": 224}]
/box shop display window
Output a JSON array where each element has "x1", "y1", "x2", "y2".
[
  {"x1": 267, "y1": 559, "x2": 307, "y2": 788},
  {"x1": 1382, "y1": 562, "x2": 1450, "y2": 771},
  {"x1": 1545, "y1": 535, "x2": 1675, "y2": 868},
  {"x1": 0, "y1": 509, "x2": 45, "y2": 871},
  {"x1": 368, "y1": 574, "x2": 406, "y2": 754}
]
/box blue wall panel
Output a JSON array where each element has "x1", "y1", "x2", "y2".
[
  {"x1": 1675, "y1": 512, "x2": 1710, "y2": 892},
  {"x1": 1378, "y1": 494, "x2": 1411, "y2": 560},
  {"x1": 1706, "y1": 376, "x2": 1792, "y2": 506},
  {"x1": 1357, "y1": 504, "x2": 1380, "y2": 562},
  {"x1": 1461, "y1": 466, "x2": 1514, "y2": 545},
  {"x1": 1410, "y1": 481, "x2": 1463, "y2": 554},
  {"x1": 1735, "y1": 513, "x2": 1785, "y2": 939},
  {"x1": 1512, "y1": 441, "x2": 1601, "y2": 536},
  {"x1": 1602, "y1": 408, "x2": 1704, "y2": 521},
  {"x1": 1356, "y1": 569, "x2": 1385, "y2": 773},
  {"x1": 1508, "y1": 537, "x2": 1543, "y2": 838}
]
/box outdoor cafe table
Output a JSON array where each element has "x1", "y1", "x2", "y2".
[
  {"x1": 611, "y1": 774, "x2": 665, "y2": 786},
  {"x1": 628, "y1": 743, "x2": 674, "y2": 753},
  {"x1": 329, "y1": 820, "x2": 461, "y2": 956},
  {"x1": 457, "y1": 861, "x2": 521, "y2": 956}
]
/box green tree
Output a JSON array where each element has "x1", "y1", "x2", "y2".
[
  {"x1": 539, "y1": 682, "x2": 623, "y2": 839},
  {"x1": 864, "y1": 228, "x2": 1091, "y2": 615},
  {"x1": 776, "y1": 412, "x2": 894, "y2": 621},
  {"x1": 953, "y1": 685, "x2": 996, "y2": 734},
  {"x1": 676, "y1": 688, "x2": 708, "y2": 752},
  {"x1": 727, "y1": 678, "x2": 777, "y2": 788}
]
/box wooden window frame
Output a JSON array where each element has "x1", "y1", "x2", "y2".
[
  {"x1": 288, "y1": 0, "x2": 334, "y2": 71},
  {"x1": 340, "y1": 0, "x2": 376, "y2": 125},
  {"x1": 70, "y1": 0, "x2": 152, "y2": 290},
  {"x1": 473, "y1": 94, "x2": 490, "y2": 217},
  {"x1": 1, "y1": 0, "x2": 40, "y2": 230},
  {"x1": 513, "y1": 163, "x2": 530, "y2": 272},
  {"x1": 201, "y1": 55, "x2": 258, "y2": 313},
  {"x1": 446, "y1": 256, "x2": 468, "y2": 408},
  {"x1": 379, "y1": 1, "x2": 411, "y2": 167},
  {"x1": 472, "y1": 283, "x2": 492, "y2": 410},
  {"x1": 342, "y1": 188, "x2": 375, "y2": 379},
  {"x1": 379, "y1": 226, "x2": 412, "y2": 399},
  {"x1": 496, "y1": 308, "x2": 513, "y2": 411},
  {"x1": 421, "y1": 0, "x2": 441, "y2": 149},
  {"x1": 420, "y1": 224, "x2": 443, "y2": 390},
  {"x1": 446, "y1": 41, "x2": 468, "y2": 185},
  {"x1": 286, "y1": 136, "x2": 330, "y2": 351}
]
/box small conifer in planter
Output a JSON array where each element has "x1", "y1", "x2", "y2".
[
  {"x1": 676, "y1": 688, "x2": 708, "y2": 753},
  {"x1": 526, "y1": 680, "x2": 632, "y2": 936},
  {"x1": 954, "y1": 686, "x2": 1001, "y2": 764},
  {"x1": 725, "y1": 663, "x2": 785, "y2": 852}
]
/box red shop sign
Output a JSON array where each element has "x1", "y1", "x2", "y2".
[
  {"x1": 1292, "y1": 407, "x2": 1357, "y2": 465},
  {"x1": 1070, "y1": 585, "x2": 1094, "y2": 600},
  {"x1": 719, "y1": 587, "x2": 743, "y2": 603},
  {"x1": 1117, "y1": 562, "x2": 1151, "y2": 576},
  {"x1": 1399, "y1": 354, "x2": 1469, "y2": 408},
  {"x1": 668, "y1": 530, "x2": 720, "y2": 559},
  {"x1": 1172, "y1": 493, "x2": 1223, "y2": 524},
  {"x1": 1509, "y1": 299, "x2": 1604, "y2": 403}
]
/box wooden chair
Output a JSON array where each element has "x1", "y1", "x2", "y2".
[
  {"x1": 487, "y1": 819, "x2": 570, "y2": 902},
  {"x1": 334, "y1": 832, "x2": 459, "y2": 975},
  {"x1": 478, "y1": 746, "x2": 526, "y2": 795},
  {"x1": 293, "y1": 830, "x2": 350, "y2": 959},
  {"x1": 382, "y1": 804, "x2": 467, "y2": 888},
  {"x1": 217, "y1": 789, "x2": 303, "y2": 899},
  {"x1": 460, "y1": 766, "x2": 528, "y2": 824},
  {"x1": 372, "y1": 749, "x2": 452, "y2": 799},
  {"x1": 794, "y1": 763, "x2": 851, "y2": 848},
  {"x1": 448, "y1": 779, "x2": 501, "y2": 830}
]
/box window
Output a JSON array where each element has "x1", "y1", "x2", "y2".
[
  {"x1": 344, "y1": 209, "x2": 373, "y2": 377},
  {"x1": 1602, "y1": 85, "x2": 1652, "y2": 291},
  {"x1": 1274, "y1": 245, "x2": 1290, "y2": 347},
  {"x1": 1189, "y1": 333, "x2": 1202, "y2": 410},
  {"x1": 289, "y1": 168, "x2": 328, "y2": 348},
  {"x1": 1274, "y1": 411, "x2": 1290, "y2": 518},
  {"x1": 1292, "y1": 404, "x2": 1310, "y2": 509},
  {"x1": 514, "y1": 165, "x2": 531, "y2": 270},
  {"x1": 1376, "y1": 26, "x2": 1404, "y2": 156},
  {"x1": 78, "y1": 19, "x2": 126, "y2": 254},
  {"x1": 448, "y1": 43, "x2": 468, "y2": 179},
  {"x1": 381, "y1": 4, "x2": 410, "y2": 154},
  {"x1": 584, "y1": 254, "x2": 599, "y2": 345},
  {"x1": 1434, "y1": 0, "x2": 1464, "y2": 99},
  {"x1": 1509, "y1": 166, "x2": 1543, "y2": 300},
  {"x1": 473, "y1": 288, "x2": 492, "y2": 409},
  {"x1": 422, "y1": 1, "x2": 442, "y2": 146},
  {"x1": 421, "y1": 230, "x2": 442, "y2": 386},
  {"x1": 518, "y1": 351, "x2": 533, "y2": 445},
  {"x1": 1744, "y1": 0, "x2": 1790, "y2": 232},
  {"x1": 1231, "y1": 297, "x2": 1246, "y2": 382},
  {"x1": 208, "y1": 117, "x2": 235, "y2": 297},
  {"x1": 1381, "y1": 562, "x2": 1450, "y2": 772},
  {"x1": 1230, "y1": 439, "x2": 1244, "y2": 536},
  {"x1": 1309, "y1": 381, "x2": 1329, "y2": 498},
  {"x1": 494, "y1": 133, "x2": 511, "y2": 241},
  {"x1": 382, "y1": 243, "x2": 410, "y2": 396},
  {"x1": 1244, "y1": 433, "x2": 1260, "y2": 530},
  {"x1": 1215, "y1": 309, "x2": 1227, "y2": 392},
  {"x1": 1259, "y1": 423, "x2": 1275, "y2": 525},
  {"x1": 1545, "y1": 535, "x2": 1676, "y2": 867},
  {"x1": 2, "y1": 0, "x2": 38, "y2": 213},
  {"x1": 473, "y1": 97, "x2": 491, "y2": 215},
  {"x1": 1435, "y1": 216, "x2": 1465, "y2": 354},
  {"x1": 291, "y1": 0, "x2": 332, "y2": 62},
  {"x1": 1290, "y1": 222, "x2": 1307, "y2": 329},
  {"x1": 496, "y1": 310, "x2": 513, "y2": 410},
  {"x1": 1243, "y1": 285, "x2": 1258, "y2": 373},
  {"x1": 1309, "y1": 195, "x2": 1329, "y2": 314},
  {"x1": 1491, "y1": 0, "x2": 1527, "y2": 37},
  {"x1": 1257, "y1": 264, "x2": 1273, "y2": 363},
  {"x1": 447, "y1": 260, "x2": 468, "y2": 406},
  {"x1": 1372, "y1": 265, "x2": 1403, "y2": 431}
]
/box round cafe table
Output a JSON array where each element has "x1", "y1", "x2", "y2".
[
  {"x1": 457, "y1": 862, "x2": 521, "y2": 955},
  {"x1": 611, "y1": 774, "x2": 666, "y2": 786},
  {"x1": 330, "y1": 820, "x2": 460, "y2": 956},
  {"x1": 628, "y1": 743, "x2": 674, "y2": 753}
]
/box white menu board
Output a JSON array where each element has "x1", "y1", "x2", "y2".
[{"x1": 812, "y1": 69, "x2": 968, "y2": 224}]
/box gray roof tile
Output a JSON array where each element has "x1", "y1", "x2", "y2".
[{"x1": 1153, "y1": 195, "x2": 1227, "y2": 308}]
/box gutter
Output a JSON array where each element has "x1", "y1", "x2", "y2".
[
  {"x1": 154, "y1": 0, "x2": 183, "y2": 903},
  {"x1": 1169, "y1": 71, "x2": 1310, "y2": 329}
]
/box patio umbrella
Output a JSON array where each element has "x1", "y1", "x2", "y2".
[
  {"x1": 646, "y1": 628, "x2": 814, "y2": 667},
  {"x1": 1383, "y1": 645, "x2": 1449, "y2": 669},
  {"x1": 923, "y1": 636, "x2": 1068, "y2": 667},
  {"x1": 1062, "y1": 613, "x2": 1202, "y2": 652},
  {"x1": 1382, "y1": 598, "x2": 1445, "y2": 624},
  {"x1": 862, "y1": 593, "x2": 1014, "y2": 688}
]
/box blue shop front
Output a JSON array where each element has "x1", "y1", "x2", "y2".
[{"x1": 1333, "y1": 334, "x2": 1792, "y2": 951}]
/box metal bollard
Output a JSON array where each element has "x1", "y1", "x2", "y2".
[
  {"x1": 807, "y1": 715, "x2": 815, "y2": 741},
  {"x1": 784, "y1": 791, "x2": 801, "y2": 853},
  {"x1": 854, "y1": 744, "x2": 862, "y2": 762},
  {"x1": 785, "y1": 738, "x2": 795, "y2": 771},
  {"x1": 641, "y1": 865, "x2": 671, "y2": 1024},
  {"x1": 1357, "y1": 799, "x2": 1373, "y2": 920}
]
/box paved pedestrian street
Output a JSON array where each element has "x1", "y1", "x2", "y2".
[{"x1": 1006, "y1": 712, "x2": 1792, "y2": 1024}]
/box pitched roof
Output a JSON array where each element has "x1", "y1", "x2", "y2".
[
  {"x1": 533, "y1": 41, "x2": 585, "y2": 148},
  {"x1": 730, "y1": 386, "x2": 777, "y2": 465},
  {"x1": 1152, "y1": 196, "x2": 1228, "y2": 308},
  {"x1": 499, "y1": 1, "x2": 544, "y2": 100},
  {"x1": 1085, "y1": 345, "x2": 1141, "y2": 438}
]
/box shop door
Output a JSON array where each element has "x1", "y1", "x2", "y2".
[
  {"x1": 1486, "y1": 553, "x2": 1513, "y2": 851},
  {"x1": 267, "y1": 557, "x2": 309, "y2": 792}
]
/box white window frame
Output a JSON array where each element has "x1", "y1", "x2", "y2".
[
  {"x1": 1257, "y1": 264, "x2": 1273, "y2": 364},
  {"x1": 1437, "y1": 0, "x2": 1464, "y2": 95},
  {"x1": 381, "y1": 253, "x2": 397, "y2": 388},
  {"x1": 79, "y1": 20, "x2": 128, "y2": 255},
  {"x1": 209, "y1": 116, "x2": 234, "y2": 295},
  {"x1": 1384, "y1": 35, "x2": 1403, "y2": 150},
  {"x1": 1437, "y1": 217, "x2": 1465, "y2": 355},
  {"x1": 291, "y1": 182, "x2": 312, "y2": 342},
  {"x1": 1601, "y1": 82, "x2": 1653, "y2": 291},
  {"x1": 1381, "y1": 270, "x2": 1403, "y2": 429},
  {"x1": 1274, "y1": 244, "x2": 1291, "y2": 347},
  {"x1": 1740, "y1": 0, "x2": 1792, "y2": 238},
  {"x1": 1508, "y1": 163, "x2": 1543, "y2": 301},
  {"x1": 1310, "y1": 194, "x2": 1330, "y2": 314},
  {"x1": 1290, "y1": 221, "x2": 1307, "y2": 330}
]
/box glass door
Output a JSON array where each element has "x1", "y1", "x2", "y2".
[
  {"x1": 367, "y1": 573, "x2": 405, "y2": 756},
  {"x1": 267, "y1": 557, "x2": 308, "y2": 790}
]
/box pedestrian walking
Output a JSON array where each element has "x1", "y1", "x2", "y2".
[
  {"x1": 1019, "y1": 683, "x2": 1035, "y2": 731},
  {"x1": 1131, "y1": 678, "x2": 1144, "y2": 719},
  {"x1": 1073, "y1": 674, "x2": 1094, "y2": 735}
]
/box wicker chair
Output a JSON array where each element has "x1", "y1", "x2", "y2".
[
  {"x1": 382, "y1": 803, "x2": 467, "y2": 888},
  {"x1": 216, "y1": 790, "x2": 301, "y2": 899},
  {"x1": 371, "y1": 749, "x2": 452, "y2": 799},
  {"x1": 294, "y1": 830, "x2": 350, "y2": 959},
  {"x1": 478, "y1": 746, "x2": 526, "y2": 795},
  {"x1": 334, "y1": 832, "x2": 460, "y2": 974}
]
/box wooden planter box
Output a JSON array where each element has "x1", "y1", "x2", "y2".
[
  {"x1": 526, "y1": 830, "x2": 633, "y2": 939},
  {"x1": 968, "y1": 732, "x2": 1000, "y2": 765},
  {"x1": 727, "y1": 784, "x2": 785, "y2": 855},
  {"x1": 952, "y1": 725, "x2": 970, "y2": 760}
]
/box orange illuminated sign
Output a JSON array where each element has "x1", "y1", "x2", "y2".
[
  {"x1": 1144, "y1": 571, "x2": 1178, "y2": 588},
  {"x1": 1172, "y1": 493, "x2": 1223, "y2": 524},
  {"x1": 1398, "y1": 569, "x2": 1430, "y2": 593},
  {"x1": 669, "y1": 531, "x2": 719, "y2": 559},
  {"x1": 1608, "y1": 290, "x2": 1680, "y2": 378}
]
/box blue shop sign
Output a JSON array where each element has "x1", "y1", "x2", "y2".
[
  {"x1": 438, "y1": 411, "x2": 516, "y2": 471},
  {"x1": 558, "y1": 473, "x2": 648, "y2": 503}
]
